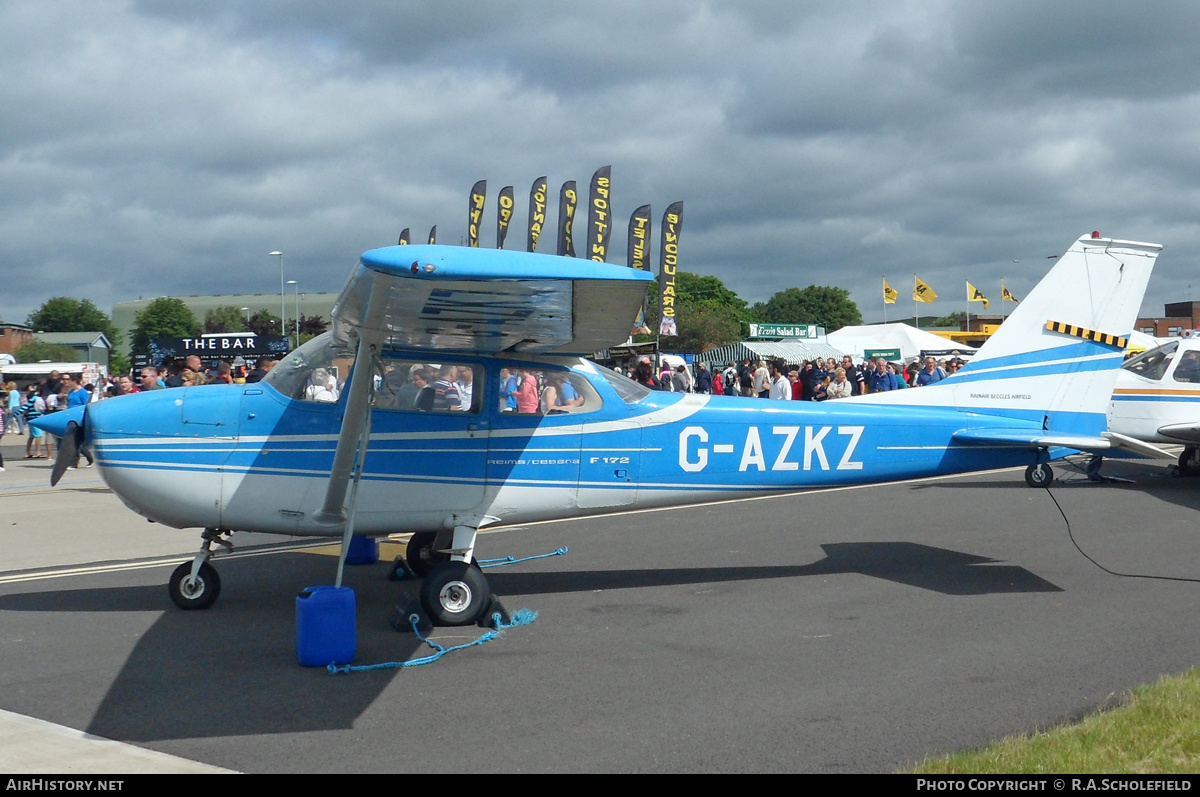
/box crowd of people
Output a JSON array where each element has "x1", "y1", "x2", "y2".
[
  {"x1": 621, "y1": 353, "x2": 969, "y2": 400},
  {"x1": 373, "y1": 361, "x2": 592, "y2": 416},
  {"x1": 0, "y1": 356, "x2": 282, "y2": 470}
]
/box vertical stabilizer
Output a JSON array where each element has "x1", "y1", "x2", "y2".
[{"x1": 865, "y1": 234, "x2": 1160, "y2": 435}]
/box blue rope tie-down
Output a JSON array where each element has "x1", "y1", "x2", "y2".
[
  {"x1": 477, "y1": 546, "x2": 568, "y2": 569},
  {"x1": 327, "y1": 609, "x2": 539, "y2": 673}
]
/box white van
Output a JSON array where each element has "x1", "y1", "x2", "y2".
[{"x1": 0, "y1": 362, "x2": 108, "y2": 390}]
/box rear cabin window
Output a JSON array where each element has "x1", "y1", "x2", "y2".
[{"x1": 497, "y1": 366, "x2": 602, "y2": 415}]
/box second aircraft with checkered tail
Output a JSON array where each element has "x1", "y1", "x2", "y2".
[{"x1": 32, "y1": 232, "x2": 1161, "y2": 626}]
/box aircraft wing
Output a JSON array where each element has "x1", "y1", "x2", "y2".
[{"x1": 330, "y1": 244, "x2": 653, "y2": 355}]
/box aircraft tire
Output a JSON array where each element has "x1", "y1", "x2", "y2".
[
  {"x1": 1025, "y1": 463, "x2": 1053, "y2": 488},
  {"x1": 1179, "y1": 447, "x2": 1200, "y2": 477},
  {"x1": 420, "y1": 561, "x2": 489, "y2": 626},
  {"x1": 168, "y1": 562, "x2": 221, "y2": 610},
  {"x1": 406, "y1": 532, "x2": 442, "y2": 577},
  {"x1": 406, "y1": 532, "x2": 476, "y2": 576}
]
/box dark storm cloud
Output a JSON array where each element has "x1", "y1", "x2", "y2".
[{"x1": 3, "y1": 0, "x2": 1199, "y2": 331}]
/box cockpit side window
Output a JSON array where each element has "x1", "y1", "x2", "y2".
[
  {"x1": 373, "y1": 357, "x2": 483, "y2": 414},
  {"x1": 1173, "y1": 350, "x2": 1200, "y2": 384}
]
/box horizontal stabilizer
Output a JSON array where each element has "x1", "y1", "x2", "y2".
[
  {"x1": 951, "y1": 427, "x2": 1114, "y2": 451},
  {"x1": 1106, "y1": 431, "x2": 1178, "y2": 460}
]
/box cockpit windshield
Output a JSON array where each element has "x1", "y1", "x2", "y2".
[
  {"x1": 1121, "y1": 341, "x2": 1179, "y2": 382},
  {"x1": 264, "y1": 331, "x2": 356, "y2": 401}
]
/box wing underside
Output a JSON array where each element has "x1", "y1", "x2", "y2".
[{"x1": 331, "y1": 245, "x2": 652, "y2": 355}]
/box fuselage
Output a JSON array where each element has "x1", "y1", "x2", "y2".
[
  {"x1": 1108, "y1": 339, "x2": 1200, "y2": 444},
  {"x1": 72, "y1": 345, "x2": 1044, "y2": 537}
]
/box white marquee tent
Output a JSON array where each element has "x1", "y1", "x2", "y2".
[{"x1": 826, "y1": 323, "x2": 978, "y2": 363}]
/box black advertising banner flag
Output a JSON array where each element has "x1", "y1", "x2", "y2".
[
  {"x1": 496, "y1": 185, "x2": 514, "y2": 249},
  {"x1": 557, "y1": 180, "x2": 577, "y2": 257},
  {"x1": 527, "y1": 176, "x2": 548, "y2": 252},
  {"x1": 398, "y1": 228, "x2": 410, "y2": 246},
  {"x1": 468, "y1": 180, "x2": 486, "y2": 247},
  {"x1": 586, "y1": 165, "x2": 612, "y2": 262},
  {"x1": 627, "y1": 205, "x2": 651, "y2": 271},
  {"x1": 658, "y1": 201, "x2": 683, "y2": 337},
  {"x1": 628, "y1": 205, "x2": 652, "y2": 336},
  {"x1": 428, "y1": 225, "x2": 437, "y2": 245}
]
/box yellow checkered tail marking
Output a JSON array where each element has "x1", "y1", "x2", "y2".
[{"x1": 1044, "y1": 320, "x2": 1128, "y2": 349}]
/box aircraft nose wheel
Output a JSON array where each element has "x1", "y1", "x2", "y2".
[
  {"x1": 168, "y1": 562, "x2": 221, "y2": 610},
  {"x1": 419, "y1": 561, "x2": 489, "y2": 626},
  {"x1": 1025, "y1": 462, "x2": 1053, "y2": 488}
]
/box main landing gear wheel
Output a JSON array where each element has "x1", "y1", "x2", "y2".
[
  {"x1": 406, "y1": 531, "x2": 444, "y2": 577},
  {"x1": 405, "y1": 531, "x2": 475, "y2": 577},
  {"x1": 419, "y1": 561, "x2": 489, "y2": 626},
  {"x1": 1025, "y1": 462, "x2": 1053, "y2": 488},
  {"x1": 1179, "y1": 447, "x2": 1200, "y2": 477},
  {"x1": 168, "y1": 561, "x2": 221, "y2": 610}
]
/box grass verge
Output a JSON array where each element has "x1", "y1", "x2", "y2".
[{"x1": 907, "y1": 667, "x2": 1200, "y2": 773}]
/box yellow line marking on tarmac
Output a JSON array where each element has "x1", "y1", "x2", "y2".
[{"x1": 298, "y1": 540, "x2": 409, "y2": 558}]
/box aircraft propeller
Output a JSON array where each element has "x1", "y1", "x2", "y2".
[{"x1": 50, "y1": 416, "x2": 85, "y2": 487}]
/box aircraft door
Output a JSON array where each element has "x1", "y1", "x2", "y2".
[
  {"x1": 487, "y1": 365, "x2": 585, "y2": 514},
  {"x1": 363, "y1": 358, "x2": 490, "y2": 521}
]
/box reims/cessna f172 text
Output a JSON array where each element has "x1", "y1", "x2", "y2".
[{"x1": 33, "y1": 233, "x2": 1160, "y2": 626}]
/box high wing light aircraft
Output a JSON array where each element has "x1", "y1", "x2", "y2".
[
  {"x1": 1107, "y1": 337, "x2": 1200, "y2": 475},
  {"x1": 32, "y1": 233, "x2": 1159, "y2": 627}
]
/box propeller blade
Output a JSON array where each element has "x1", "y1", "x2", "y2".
[{"x1": 50, "y1": 420, "x2": 82, "y2": 487}]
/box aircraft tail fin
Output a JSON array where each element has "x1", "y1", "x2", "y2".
[{"x1": 872, "y1": 233, "x2": 1160, "y2": 438}]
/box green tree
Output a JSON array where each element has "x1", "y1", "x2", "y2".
[
  {"x1": 636, "y1": 272, "x2": 751, "y2": 352},
  {"x1": 204, "y1": 306, "x2": 251, "y2": 334},
  {"x1": 27, "y1": 297, "x2": 122, "y2": 348},
  {"x1": 929, "y1": 311, "x2": 967, "y2": 328},
  {"x1": 130, "y1": 298, "x2": 201, "y2": 355},
  {"x1": 15, "y1": 341, "x2": 80, "y2": 363},
  {"x1": 245, "y1": 308, "x2": 283, "y2": 339},
  {"x1": 750, "y1": 286, "x2": 862, "y2": 332},
  {"x1": 297, "y1": 314, "x2": 330, "y2": 347}
]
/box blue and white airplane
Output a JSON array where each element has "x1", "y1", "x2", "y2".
[{"x1": 33, "y1": 232, "x2": 1160, "y2": 626}]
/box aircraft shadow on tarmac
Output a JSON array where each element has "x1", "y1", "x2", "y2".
[
  {"x1": 0, "y1": 541, "x2": 1057, "y2": 741},
  {"x1": 911, "y1": 464, "x2": 1200, "y2": 513},
  {"x1": 486, "y1": 541, "x2": 1061, "y2": 598}
]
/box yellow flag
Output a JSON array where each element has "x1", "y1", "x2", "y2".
[
  {"x1": 883, "y1": 279, "x2": 898, "y2": 304},
  {"x1": 913, "y1": 276, "x2": 937, "y2": 303},
  {"x1": 1002, "y1": 283, "x2": 1019, "y2": 303},
  {"x1": 966, "y1": 281, "x2": 990, "y2": 310}
]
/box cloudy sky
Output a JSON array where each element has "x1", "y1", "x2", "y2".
[{"x1": 4, "y1": 0, "x2": 1199, "y2": 330}]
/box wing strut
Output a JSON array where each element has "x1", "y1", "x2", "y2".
[{"x1": 314, "y1": 283, "x2": 389, "y2": 529}]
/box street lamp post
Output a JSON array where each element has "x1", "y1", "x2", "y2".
[
  {"x1": 269, "y1": 251, "x2": 285, "y2": 336},
  {"x1": 286, "y1": 280, "x2": 300, "y2": 348}
]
